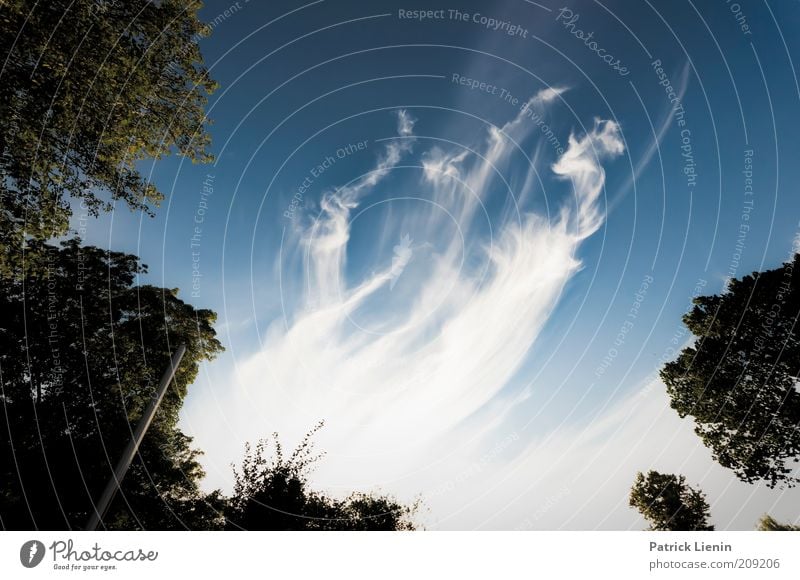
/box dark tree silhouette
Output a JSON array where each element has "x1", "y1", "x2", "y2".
[
  {"x1": 629, "y1": 471, "x2": 713, "y2": 531},
  {"x1": 225, "y1": 424, "x2": 419, "y2": 531},
  {"x1": 756, "y1": 515, "x2": 800, "y2": 531},
  {"x1": 0, "y1": 0, "x2": 216, "y2": 275},
  {"x1": 660, "y1": 254, "x2": 800, "y2": 488},
  {"x1": 0, "y1": 239, "x2": 224, "y2": 530}
]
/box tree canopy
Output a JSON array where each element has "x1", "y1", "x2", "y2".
[
  {"x1": 0, "y1": 0, "x2": 424, "y2": 533},
  {"x1": 0, "y1": 240, "x2": 422, "y2": 530},
  {"x1": 756, "y1": 514, "x2": 800, "y2": 531},
  {"x1": 629, "y1": 471, "x2": 713, "y2": 531},
  {"x1": 0, "y1": 239, "x2": 224, "y2": 529},
  {"x1": 660, "y1": 254, "x2": 800, "y2": 488},
  {"x1": 225, "y1": 424, "x2": 419, "y2": 531},
  {"x1": 0, "y1": 0, "x2": 216, "y2": 275}
]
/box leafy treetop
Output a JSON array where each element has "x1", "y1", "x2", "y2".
[{"x1": 0, "y1": 0, "x2": 217, "y2": 275}]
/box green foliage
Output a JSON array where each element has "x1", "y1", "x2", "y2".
[
  {"x1": 225, "y1": 423, "x2": 419, "y2": 531},
  {"x1": 756, "y1": 515, "x2": 800, "y2": 531},
  {"x1": 0, "y1": 0, "x2": 216, "y2": 275},
  {"x1": 629, "y1": 471, "x2": 714, "y2": 531},
  {"x1": 0, "y1": 239, "x2": 225, "y2": 529},
  {"x1": 660, "y1": 255, "x2": 800, "y2": 488}
]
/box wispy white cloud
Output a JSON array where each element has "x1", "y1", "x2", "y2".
[
  {"x1": 303, "y1": 111, "x2": 416, "y2": 307},
  {"x1": 226, "y1": 94, "x2": 628, "y2": 513},
  {"x1": 397, "y1": 109, "x2": 416, "y2": 137},
  {"x1": 552, "y1": 118, "x2": 624, "y2": 240}
]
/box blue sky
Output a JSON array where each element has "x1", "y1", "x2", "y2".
[{"x1": 75, "y1": 0, "x2": 800, "y2": 529}]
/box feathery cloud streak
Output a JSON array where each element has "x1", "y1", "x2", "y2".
[{"x1": 236, "y1": 90, "x2": 625, "y2": 491}]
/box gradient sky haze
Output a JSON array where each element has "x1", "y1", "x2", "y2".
[{"x1": 72, "y1": 0, "x2": 800, "y2": 529}]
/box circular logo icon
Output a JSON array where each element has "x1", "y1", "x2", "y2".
[{"x1": 20, "y1": 540, "x2": 45, "y2": 568}]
